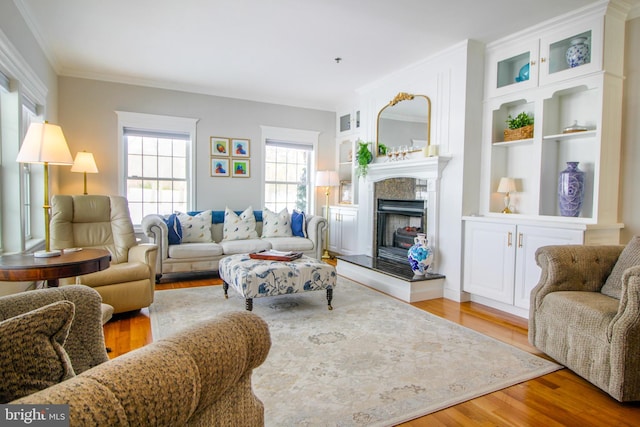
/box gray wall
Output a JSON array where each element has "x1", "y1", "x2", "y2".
[{"x1": 57, "y1": 77, "x2": 335, "y2": 214}]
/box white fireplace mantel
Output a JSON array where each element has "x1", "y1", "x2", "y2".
[{"x1": 365, "y1": 156, "x2": 450, "y2": 183}]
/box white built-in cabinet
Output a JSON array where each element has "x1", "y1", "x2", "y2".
[
  {"x1": 464, "y1": 219, "x2": 583, "y2": 312},
  {"x1": 464, "y1": 2, "x2": 627, "y2": 317},
  {"x1": 327, "y1": 205, "x2": 358, "y2": 255}
]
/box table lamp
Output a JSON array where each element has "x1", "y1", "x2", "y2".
[
  {"x1": 497, "y1": 177, "x2": 517, "y2": 214},
  {"x1": 16, "y1": 122, "x2": 73, "y2": 257},
  {"x1": 70, "y1": 151, "x2": 99, "y2": 194},
  {"x1": 316, "y1": 170, "x2": 339, "y2": 259}
]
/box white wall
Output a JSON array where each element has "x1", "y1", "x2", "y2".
[
  {"x1": 621, "y1": 16, "x2": 640, "y2": 241},
  {"x1": 57, "y1": 77, "x2": 335, "y2": 214}
]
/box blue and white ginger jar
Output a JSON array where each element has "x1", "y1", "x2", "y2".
[
  {"x1": 566, "y1": 37, "x2": 590, "y2": 68},
  {"x1": 407, "y1": 233, "x2": 433, "y2": 276}
]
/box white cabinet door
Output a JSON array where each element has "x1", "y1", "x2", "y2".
[
  {"x1": 338, "y1": 208, "x2": 358, "y2": 255},
  {"x1": 463, "y1": 221, "x2": 516, "y2": 304},
  {"x1": 327, "y1": 208, "x2": 340, "y2": 253},
  {"x1": 513, "y1": 225, "x2": 583, "y2": 309}
]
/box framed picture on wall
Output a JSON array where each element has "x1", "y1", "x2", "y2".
[
  {"x1": 231, "y1": 138, "x2": 250, "y2": 157},
  {"x1": 339, "y1": 181, "x2": 352, "y2": 204},
  {"x1": 211, "y1": 137, "x2": 230, "y2": 156},
  {"x1": 231, "y1": 159, "x2": 250, "y2": 177},
  {"x1": 211, "y1": 157, "x2": 230, "y2": 177}
]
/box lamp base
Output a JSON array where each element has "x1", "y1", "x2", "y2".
[
  {"x1": 501, "y1": 207, "x2": 513, "y2": 214},
  {"x1": 33, "y1": 249, "x2": 62, "y2": 258},
  {"x1": 321, "y1": 249, "x2": 331, "y2": 259}
]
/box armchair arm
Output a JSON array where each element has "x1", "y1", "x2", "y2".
[
  {"x1": 128, "y1": 243, "x2": 158, "y2": 284},
  {"x1": 141, "y1": 214, "x2": 168, "y2": 273},
  {"x1": 305, "y1": 214, "x2": 327, "y2": 260},
  {"x1": 530, "y1": 244, "x2": 623, "y2": 311},
  {"x1": 15, "y1": 311, "x2": 271, "y2": 426},
  {"x1": 607, "y1": 265, "x2": 640, "y2": 400},
  {"x1": 0, "y1": 286, "x2": 108, "y2": 373}
]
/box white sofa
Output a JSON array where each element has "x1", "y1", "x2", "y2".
[{"x1": 142, "y1": 210, "x2": 326, "y2": 282}]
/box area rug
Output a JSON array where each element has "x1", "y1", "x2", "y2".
[{"x1": 150, "y1": 277, "x2": 561, "y2": 426}]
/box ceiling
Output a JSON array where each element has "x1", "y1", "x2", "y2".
[{"x1": 14, "y1": 0, "x2": 633, "y2": 111}]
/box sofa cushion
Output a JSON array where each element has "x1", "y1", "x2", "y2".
[
  {"x1": 223, "y1": 206, "x2": 258, "y2": 241},
  {"x1": 262, "y1": 236, "x2": 314, "y2": 252},
  {"x1": 168, "y1": 242, "x2": 224, "y2": 259},
  {"x1": 291, "y1": 210, "x2": 307, "y2": 237},
  {"x1": 0, "y1": 301, "x2": 76, "y2": 403},
  {"x1": 262, "y1": 207, "x2": 292, "y2": 238},
  {"x1": 601, "y1": 236, "x2": 640, "y2": 299},
  {"x1": 164, "y1": 213, "x2": 183, "y2": 245},
  {"x1": 176, "y1": 210, "x2": 213, "y2": 243},
  {"x1": 219, "y1": 239, "x2": 271, "y2": 255}
]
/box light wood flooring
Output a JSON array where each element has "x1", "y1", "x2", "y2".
[{"x1": 103, "y1": 265, "x2": 640, "y2": 426}]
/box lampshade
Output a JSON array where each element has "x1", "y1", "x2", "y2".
[
  {"x1": 497, "y1": 177, "x2": 517, "y2": 194},
  {"x1": 70, "y1": 151, "x2": 99, "y2": 173},
  {"x1": 316, "y1": 170, "x2": 340, "y2": 187},
  {"x1": 16, "y1": 122, "x2": 73, "y2": 165}
]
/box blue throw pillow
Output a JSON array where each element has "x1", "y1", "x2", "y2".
[
  {"x1": 164, "y1": 213, "x2": 183, "y2": 245},
  {"x1": 291, "y1": 210, "x2": 307, "y2": 238}
]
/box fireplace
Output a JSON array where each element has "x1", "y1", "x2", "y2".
[{"x1": 376, "y1": 199, "x2": 427, "y2": 263}]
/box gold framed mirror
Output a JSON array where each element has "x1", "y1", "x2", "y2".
[{"x1": 376, "y1": 92, "x2": 431, "y2": 157}]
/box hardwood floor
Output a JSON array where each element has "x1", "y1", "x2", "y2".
[{"x1": 103, "y1": 269, "x2": 640, "y2": 426}]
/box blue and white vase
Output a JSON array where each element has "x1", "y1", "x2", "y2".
[
  {"x1": 558, "y1": 162, "x2": 585, "y2": 217},
  {"x1": 407, "y1": 233, "x2": 433, "y2": 276},
  {"x1": 566, "y1": 37, "x2": 590, "y2": 68}
]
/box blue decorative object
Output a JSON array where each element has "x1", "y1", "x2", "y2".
[
  {"x1": 558, "y1": 162, "x2": 585, "y2": 217},
  {"x1": 566, "y1": 37, "x2": 590, "y2": 68},
  {"x1": 407, "y1": 233, "x2": 434, "y2": 276},
  {"x1": 164, "y1": 213, "x2": 183, "y2": 245},
  {"x1": 515, "y1": 63, "x2": 530, "y2": 82}
]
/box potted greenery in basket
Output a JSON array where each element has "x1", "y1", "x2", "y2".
[
  {"x1": 355, "y1": 140, "x2": 373, "y2": 178},
  {"x1": 504, "y1": 112, "x2": 534, "y2": 141}
]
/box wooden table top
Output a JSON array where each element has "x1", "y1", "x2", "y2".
[{"x1": 0, "y1": 248, "x2": 111, "y2": 282}]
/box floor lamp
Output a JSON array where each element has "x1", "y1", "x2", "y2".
[
  {"x1": 316, "y1": 170, "x2": 339, "y2": 259},
  {"x1": 70, "y1": 151, "x2": 99, "y2": 194},
  {"x1": 16, "y1": 122, "x2": 73, "y2": 257}
]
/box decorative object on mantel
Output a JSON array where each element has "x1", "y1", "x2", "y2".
[
  {"x1": 562, "y1": 120, "x2": 588, "y2": 133},
  {"x1": 503, "y1": 112, "x2": 534, "y2": 141},
  {"x1": 558, "y1": 161, "x2": 585, "y2": 217},
  {"x1": 407, "y1": 233, "x2": 434, "y2": 276},
  {"x1": 355, "y1": 140, "x2": 373, "y2": 177},
  {"x1": 497, "y1": 177, "x2": 517, "y2": 214},
  {"x1": 316, "y1": 170, "x2": 339, "y2": 258},
  {"x1": 566, "y1": 36, "x2": 590, "y2": 68}
]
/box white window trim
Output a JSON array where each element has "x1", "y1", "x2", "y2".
[
  {"x1": 115, "y1": 111, "x2": 199, "y2": 212},
  {"x1": 260, "y1": 125, "x2": 320, "y2": 213}
]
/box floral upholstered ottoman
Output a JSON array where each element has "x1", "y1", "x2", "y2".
[{"x1": 218, "y1": 254, "x2": 336, "y2": 311}]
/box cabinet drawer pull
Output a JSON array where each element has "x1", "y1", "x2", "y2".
[
  {"x1": 530, "y1": 60, "x2": 536, "y2": 66},
  {"x1": 518, "y1": 233, "x2": 523, "y2": 248},
  {"x1": 540, "y1": 57, "x2": 546, "y2": 63},
  {"x1": 508, "y1": 232, "x2": 513, "y2": 247}
]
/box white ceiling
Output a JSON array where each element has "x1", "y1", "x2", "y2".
[{"x1": 14, "y1": 0, "x2": 634, "y2": 111}]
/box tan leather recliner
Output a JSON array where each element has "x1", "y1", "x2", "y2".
[{"x1": 50, "y1": 195, "x2": 158, "y2": 314}]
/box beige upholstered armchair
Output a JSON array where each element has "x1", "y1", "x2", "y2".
[
  {"x1": 50, "y1": 195, "x2": 158, "y2": 313},
  {"x1": 529, "y1": 237, "x2": 640, "y2": 402},
  {"x1": 1, "y1": 285, "x2": 271, "y2": 426}
]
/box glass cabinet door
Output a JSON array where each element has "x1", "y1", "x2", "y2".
[{"x1": 486, "y1": 40, "x2": 539, "y2": 98}]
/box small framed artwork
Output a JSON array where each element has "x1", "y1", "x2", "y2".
[
  {"x1": 231, "y1": 138, "x2": 250, "y2": 157},
  {"x1": 339, "y1": 181, "x2": 352, "y2": 204},
  {"x1": 211, "y1": 137, "x2": 230, "y2": 156},
  {"x1": 211, "y1": 157, "x2": 230, "y2": 177},
  {"x1": 231, "y1": 159, "x2": 250, "y2": 177}
]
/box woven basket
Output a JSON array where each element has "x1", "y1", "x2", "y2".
[{"x1": 503, "y1": 124, "x2": 534, "y2": 141}]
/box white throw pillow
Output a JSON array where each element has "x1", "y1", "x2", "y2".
[
  {"x1": 223, "y1": 207, "x2": 258, "y2": 241},
  {"x1": 262, "y1": 207, "x2": 293, "y2": 238},
  {"x1": 176, "y1": 210, "x2": 213, "y2": 243}
]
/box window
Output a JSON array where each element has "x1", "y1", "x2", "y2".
[
  {"x1": 124, "y1": 129, "x2": 188, "y2": 224},
  {"x1": 264, "y1": 140, "x2": 312, "y2": 212},
  {"x1": 117, "y1": 112, "x2": 198, "y2": 226},
  {"x1": 261, "y1": 126, "x2": 319, "y2": 214},
  {"x1": 21, "y1": 99, "x2": 40, "y2": 241}
]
